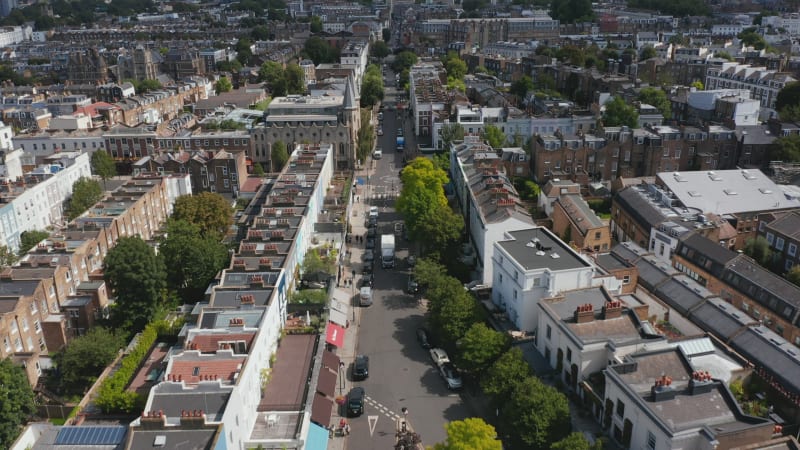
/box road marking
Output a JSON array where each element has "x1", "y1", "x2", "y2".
[
  {"x1": 365, "y1": 396, "x2": 401, "y2": 421},
  {"x1": 368, "y1": 415, "x2": 379, "y2": 436}
]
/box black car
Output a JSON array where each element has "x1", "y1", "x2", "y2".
[
  {"x1": 363, "y1": 261, "x2": 373, "y2": 274},
  {"x1": 406, "y1": 275, "x2": 419, "y2": 295},
  {"x1": 367, "y1": 227, "x2": 376, "y2": 239},
  {"x1": 365, "y1": 237, "x2": 376, "y2": 249},
  {"x1": 353, "y1": 355, "x2": 369, "y2": 380},
  {"x1": 360, "y1": 273, "x2": 374, "y2": 288},
  {"x1": 347, "y1": 387, "x2": 365, "y2": 417},
  {"x1": 363, "y1": 249, "x2": 375, "y2": 264},
  {"x1": 416, "y1": 328, "x2": 431, "y2": 349}
]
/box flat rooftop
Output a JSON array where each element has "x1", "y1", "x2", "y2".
[
  {"x1": 497, "y1": 227, "x2": 590, "y2": 272},
  {"x1": 258, "y1": 334, "x2": 316, "y2": 412},
  {"x1": 658, "y1": 169, "x2": 800, "y2": 215}
]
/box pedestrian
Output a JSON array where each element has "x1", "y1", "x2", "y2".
[{"x1": 344, "y1": 423, "x2": 351, "y2": 436}]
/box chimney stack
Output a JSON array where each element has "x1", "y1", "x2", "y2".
[
  {"x1": 651, "y1": 375, "x2": 676, "y2": 401},
  {"x1": 603, "y1": 300, "x2": 623, "y2": 319},
  {"x1": 689, "y1": 370, "x2": 715, "y2": 395},
  {"x1": 573, "y1": 303, "x2": 595, "y2": 323},
  {"x1": 179, "y1": 409, "x2": 207, "y2": 429},
  {"x1": 139, "y1": 410, "x2": 167, "y2": 429},
  {"x1": 259, "y1": 257, "x2": 272, "y2": 270},
  {"x1": 249, "y1": 274, "x2": 264, "y2": 288}
]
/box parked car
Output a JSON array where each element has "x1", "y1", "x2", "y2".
[
  {"x1": 353, "y1": 355, "x2": 370, "y2": 380},
  {"x1": 407, "y1": 255, "x2": 416, "y2": 267},
  {"x1": 430, "y1": 348, "x2": 450, "y2": 366},
  {"x1": 439, "y1": 362, "x2": 463, "y2": 390},
  {"x1": 359, "y1": 287, "x2": 373, "y2": 307},
  {"x1": 362, "y1": 261, "x2": 373, "y2": 274},
  {"x1": 406, "y1": 275, "x2": 419, "y2": 295},
  {"x1": 416, "y1": 328, "x2": 431, "y2": 349},
  {"x1": 347, "y1": 387, "x2": 365, "y2": 417},
  {"x1": 397, "y1": 127, "x2": 404, "y2": 137},
  {"x1": 367, "y1": 227, "x2": 376, "y2": 238},
  {"x1": 360, "y1": 273, "x2": 374, "y2": 288},
  {"x1": 377, "y1": 127, "x2": 383, "y2": 136},
  {"x1": 378, "y1": 112, "x2": 383, "y2": 121},
  {"x1": 365, "y1": 237, "x2": 376, "y2": 249},
  {"x1": 363, "y1": 249, "x2": 375, "y2": 264}
]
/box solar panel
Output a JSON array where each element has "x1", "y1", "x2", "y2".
[{"x1": 54, "y1": 426, "x2": 127, "y2": 445}]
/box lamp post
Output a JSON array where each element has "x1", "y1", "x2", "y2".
[{"x1": 351, "y1": 269, "x2": 357, "y2": 322}]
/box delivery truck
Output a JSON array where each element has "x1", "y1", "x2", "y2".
[{"x1": 380, "y1": 234, "x2": 395, "y2": 269}]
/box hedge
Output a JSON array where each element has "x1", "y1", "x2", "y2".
[{"x1": 95, "y1": 321, "x2": 166, "y2": 414}]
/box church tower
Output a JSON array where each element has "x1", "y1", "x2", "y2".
[{"x1": 342, "y1": 75, "x2": 360, "y2": 168}]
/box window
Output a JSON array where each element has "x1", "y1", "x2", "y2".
[
  {"x1": 192, "y1": 367, "x2": 200, "y2": 376},
  {"x1": 38, "y1": 336, "x2": 45, "y2": 351},
  {"x1": 776, "y1": 237, "x2": 785, "y2": 251},
  {"x1": 533, "y1": 277, "x2": 540, "y2": 287},
  {"x1": 595, "y1": 231, "x2": 601, "y2": 239},
  {"x1": 3, "y1": 336, "x2": 9, "y2": 352},
  {"x1": 513, "y1": 290, "x2": 518, "y2": 300},
  {"x1": 514, "y1": 270, "x2": 519, "y2": 281},
  {"x1": 546, "y1": 325, "x2": 552, "y2": 340},
  {"x1": 766, "y1": 233, "x2": 774, "y2": 245},
  {"x1": 499, "y1": 274, "x2": 503, "y2": 284},
  {"x1": 29, "y1": 302, "x2": 37, "y2": 314},
  {"x1": 33, "y1": 320, "x2": 40, "y2": 333},
  {"x1": 223, "y1": 179, "x2": 230, "y2": 188},
  {"x1": 222, "y1": 167, "x2": 228, "y2": 176},
  {"x1": 616, "y1": 399, "x2": 625, "y2": 418},
  {"x1": 623, "y1": 275, "x2": 631, "y2": 284},
  {"x1": 647, "y1": 431, "x2": 656, "y2": 450},
  {"x1": 789, "y1": 243, "x2": 797, "y2": 257},
  {"x1": 566, "y1": 348, "x2": 572, "y2": 362}
]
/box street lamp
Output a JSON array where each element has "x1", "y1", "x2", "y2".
[{"x1": 351, "y1": 269, "x2": 357, "y2": 323}]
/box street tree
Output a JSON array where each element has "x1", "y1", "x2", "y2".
[
  {"x1": 357, "y1": 109, "x2": 375, "y2": 161},
  {"x1": 361, "y1": 65, "x2": 384, "y2": 107},
  {"x1": 259, "y1": 61, "x2": 287, "y2": 97},
  {"x1": 415, "y1": 204, "x2": 463, "y2": 259},
  {"x1": 0, "y1": 358, "x2": 35, "y2": 449},
  {"x1": 215, "y1": 76, "x2": 233, "y2": 93},
  {"x1": 482, "y1": 124, "x2": 506, "y2": 148},
  {"x1": 104, "y1": 236, "x2": 166, "y2": 333},
  {"x1": 397, "y1": 158, "x2": 455, "y2": 254},
  {"x1": 510, "y1": 75, "x2": 534, "y2": 100},
  {"x1": 285, "y1": 63, "x2": 305, "y2": 94},
  {"x1": 552, "y1": 432, "x2": 602, "y2": 450},
  {"x1": 771, "y1": 133, "x2": 800, "y2": 162},
  {"x1": 432, "y1": 418, "x2": 502, "y2": 450},
  {"x1": 414, "y1": 258, "x2": 447, "y2": 288},
  {"x1": 310, "y1": 15, "x2": 323, "y2": 33},
  {"x1": 392, "y1": 50, "x2": 418, "y2": 73},
  {"x1": 67, "y1": 177, "x2": 103, "y2": 220},
  {"x1": 429, "y1": 279, "x2": 480, "y2": 346},
  {"x1": 457, "y1": 323, "x2": 511, "y2": 374},
  {"x1": 602, "y1": 96, "x2": 639, "y2": 128},
  {"x1": 172, "y1": 192, "x2": 234, "y2": 239},
  {"x1": 91, "y1": 150, "x2": 117, "y2": 186},
  {"x1": 440, "y1": 122, "x2": 465, "y2": 149},
  {"x1": 55, "y1": 327, "x2": 126, "y2": 393},
  {"x1": 743, "y1": 236, "x2": 772, "y2": 267},
  {"x1": 370, "y1": 40, "x2": 390, "y2": 59},
  {"x1": 481, "y1": 347, "x2": 531, "y2": 398},
  {"x1": 160, "y1": 220, "x2": 229, "y2": 302},
  {"x1": 499, "y1": 377, "x2": 571, "y2": 450},
  {"x1": 637, "y1": 87, "x2": 671, "y2": 117},
  {"x1": 271, "y1": 141, "x2": 289, "y2": 172},
  {"x1": 19, "y1": 229, "x2": 49, "y2": 256}
]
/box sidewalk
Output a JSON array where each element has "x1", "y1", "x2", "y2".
[{"x1": 327, "y1": 161, "x2": 375, "y2": 450}]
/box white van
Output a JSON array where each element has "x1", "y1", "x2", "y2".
[
  {"x1": 359, "y1": 286, "x2": 373, "y2": 306},
  {"x1": 373, "y1": 149, "x2": 383, "y2": 159}
]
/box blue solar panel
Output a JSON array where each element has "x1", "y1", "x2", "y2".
[{"x1": 54, "y1": 426, "x2": 127, "y2": 445}]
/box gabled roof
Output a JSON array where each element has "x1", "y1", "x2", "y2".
[{"x1": 343, "y1": 75, "x2": 358, "y2": 110}]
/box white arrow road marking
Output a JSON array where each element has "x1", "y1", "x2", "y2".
[{"x1": 368, "y1": 415, "x2": 379, "y2": 437}]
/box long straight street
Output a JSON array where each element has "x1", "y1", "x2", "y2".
[{"x1": 345, "y1": 79, "x2": 472, "y2": 449}]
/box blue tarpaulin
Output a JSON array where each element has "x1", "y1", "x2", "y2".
[
  {"x1": 356, "y1": 177, "x2": 365, "y2": 185},
  {"x1": 306, "y1": 422, "x2": 330, "y2": 450}
]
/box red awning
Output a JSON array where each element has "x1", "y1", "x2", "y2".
[{"x1": 325, "y1": 322, "x2": 345, "y2": 348}]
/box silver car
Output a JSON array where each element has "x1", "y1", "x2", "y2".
[{"x1": 439, "y1": 363, "x2": 463, "y2": 390}]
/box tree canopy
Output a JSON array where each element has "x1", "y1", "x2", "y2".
[
  {"x1": 172, "y1": 192, "x2": 233, "y2": 240},
  {"x1": 777, "y1": 82, "x2": 800, "y2": 122},
  {"x1": 0, "y1": 358, "x2": 36, "y2": 449},
  {"x1": 19, "y1": 229, "x2": 49, "y2": 256},
  {"x1": 481, "y1": 347, "x2": 531, "y2": 398},
  {"x1": 627, "y1": 0, "x2": 709, "y2": 16},
  {"x1": 498, "y1": 377, "x2": 572, "y2": 449},
  {"x1": 787, "y1": 265, "x2": 800, "y2": 286},
  {"x1": 392, "y1": 50, "x2": 418, "y2": 73},
  {"x1": 54, "y1": 327, "x2": 126, "y2": 394},
  {"x1": 743, "y1": 236, "x2": 772, "y2": 267},
  {"x1": 302, "y1": 246, "x2": 337, "y2": 276},
  {"x1": 310, "y1": 16, "x2": 323, "y2": 33},
  {"x1": 482, "y1": 124, "x2": 506, "y2": 149},
  {"x1": 304, "y1": 37, "x2": 339, "y2": 64},
  {"x1": 159, "y1": 219, "x2": 229, "y2": 302},
  {"x1": 443, "y1": 51, "x2": 468, "y2": 81},
  {"x1": 285, "y1": 63, "x2": 305, "y2": 94},
  {"x1": 67, "y1": 177, "x2": 103, "y2": 220},
  {"x1": 456, "y1": 323, "x2": 510, "y2": 374},
  {"x1": 427, "y1": 276, "x2": 479, "y2": 345},
  {"x1": 215, "y1": 76, "x2": 233, "y2": 93},
  {"x1": 440, "y1": 123, "x2": 465, "y2": 149},
  {"x1": 104, "y1": 236, "x2": 166, "y2": 333},
  {"x1": 271, "y1": 141, "x2": 289, "y2": 172},
  {"x1": 637, "y1": 87, "x2": 671, "y2": 118},
  {"x1": 91, "y1": 151, "x2": 117, "y2": 185},
  {"x1": 602, "y1": 96, "x2": 639, "y2": 128},
  {"x1": 552, "y1": 432, "x2": 602, "y2": 450},
  {"x1": 370, "y1": 40, "x2": 391, "y2": 59},
  {"x1": 361, "y1": 64, "x2": 385, "y2": 107},
  {"x1": 510, "y1": 75, "x2": 534, "y2": 100},
  {"x1": 550, "y1": 0, "x2": 594, "y2": 23},
  {"x1": 771, "y1": 134, "x2": 800, "y2": 163},
  {"x1": 432, "y1": 418, "x2": 502, "y2": 450}
]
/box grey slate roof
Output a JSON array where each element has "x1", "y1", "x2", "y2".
[
  {"x1": 615, "y1": 186, "x2": 670, "y2": 231},
  {"x1": 730, "y1": 326, "x2": 800, "y2": 394}
]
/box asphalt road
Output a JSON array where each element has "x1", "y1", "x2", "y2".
[{"x1": 346, "y1": 106, "x2": 471, "y2": 449}]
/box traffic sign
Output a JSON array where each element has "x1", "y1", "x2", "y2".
[{"x1": 368, "y1": 415, "x2": 379, "y2": 436}]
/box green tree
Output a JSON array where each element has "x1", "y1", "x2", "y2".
[
  {"x1": 602, "y1": 96, "x2": 639, "y2": 128},
  {"x1": 743, "y1": 236, "x2": 772, "y2": 267},
  {"x1": 552, "y1": 432, "x2": 598, "y2": 450},
  {"x1": 787, "y1": 265, "x2": 800, "y2": 286},
  {"x1": 310, "y1": 15, "x2": 323, "y2": 33},
  {"x1": 172, "y1": 192, "x2": 234, "y2": 239},
  {"x1": 91, "y1": 151, "x2": 117, "y2": 186},
  {"x1": 457, "y1": 323, "x2": 510, "y2": 374},
  {"x1": 19, "y1": 229, "x2": 49, "y2": 256},
  {"x1": 135, "y1": 78, "x2": 162, "y2": 93},
  {"x1": 482, "y1": 347, "x2": 531, "y2": 398},
  {"x1": 397, "y1": 157, "x2": 454, "y2": 254},
  {"x1": 0, "y1": 358, "x2": 35, "y2": 449},
  {"x1": 382, "y1": 28, "x2": 391, "y2": 42},
  {"x1": 251, "y1": 24, "x2": 270, "y2": 40},
  {"x1": 55, "y1": 327, "x2": 126, "y2": 393},
  {"x1": 160, "y1": 220, "x2": 229, "y2": 302},
  {"x1": 715, "y1": 51, "x2": 735, "y2": 61},
  {"x1": 510, "y1": 75, "x2": 534, "y2": 100},
  {"x1": 637, "y1": 87, "x2": 671, "y2": 117},
  {"x1": 427, "y1": 276, "x2": 479, "y2": 346},
  {"x1": 443, "y1": 51, "x2": 467, "y2": 80},
  {"x1": 104, "y1": 236, "x2": 167, "y2": 333},
  {"x1": 304, "y1": 36, "x2": 339, "y2": 64},
  {"x1": 285, "y1": 63, "x2": 305, "y2": 94},
  {"x1": 302, "y1": 247, "x2": 336, "y2": 275},
  {"x1": 771, "y1": 134, "x2": 800, "y2": 163},
  {"x1": 440, "y1": 123, "x2": 465, "y2": 149},
  {"x1": 640, "y1": 46, "x2": 657, "y2": 60},
  {"x1": 0, "y1": 245, "x2": 16, "y2": 267},
  {"x1": 550, "y1": 0, "x2": 594, "y2": 23},
  {"x1": 392, "y1": 50, "x2": 418, "y2": 73},
  {"x1": 556, "y1": 45, "x2": 586, "y2": 66},
  {"x1": 235, "y1": 38, "x2": 254, "y2": 65},
  {"x1": 215, "y1": 76, "x2": 233, "y2": 93},
  {"x1": 67, "y1": 177, "x2": 103, "y2": 220},
  {"x1": 691, "y1": 80, "x2": 704, "y2": 90},
  {"x1": 499, "y1": 377, "x2": 571, "y2": 450},
  {"x1": 777, "y1": 82, "x2": 800, "y2": 122},
  {"x1": 370, "y1": 40, "x2": 390, "y2": 59},
  {"x1": 271, "y1": 141, "x2": 289, "y2": 172},
  {"x1": 432, "y1": 418, "x2": 502, "y2": 450},
  {"x1": 482, "y1": 124, "x2": 506, "y2": 149},
  {"x1": 217, "y1": 59, "x2": 243, "y2": 73},
  {"x1": 260, "y1": 61, "x2": 288, "y2": 97},
  {"x1": 416, "y1": 204, "x2": 463, "y2": 260},
  {"x1": 356, "y1": 108, "x2": 375, "y2": 162},
  {"x1": 414, "y1": 258, "x2": 447, "y2": 289},
  {"x1": 253, "y1": 162, "x2": 265, "y2": 176},
  {"x1": 361, "y1": 65, "x2": 385, "y2": 107}
]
